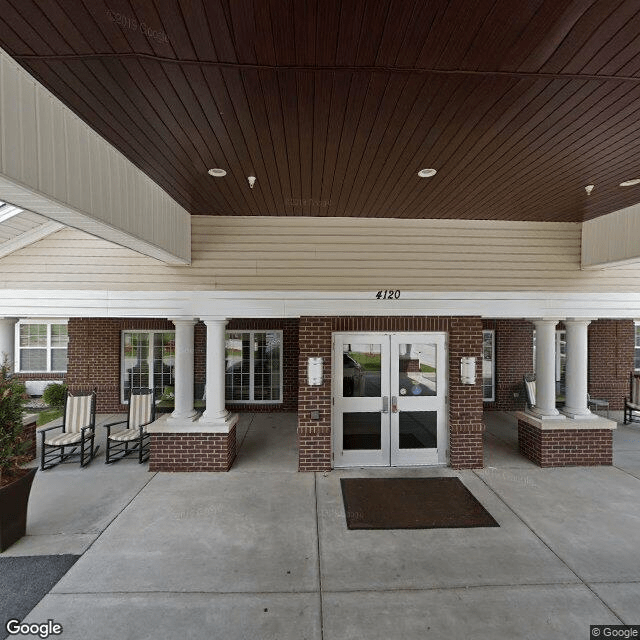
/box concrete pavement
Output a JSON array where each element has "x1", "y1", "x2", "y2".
[{"x1": 2, "y1": 411, "x2": 640, "y2": 639}]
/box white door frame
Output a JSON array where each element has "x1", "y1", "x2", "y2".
[{"x1": 332, "y1": 331, "x2": 448, "y2": 468}]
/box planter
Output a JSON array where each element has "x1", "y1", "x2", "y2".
[{"x1": 0, "y1": 467, "x2": 37, "y2": 551}]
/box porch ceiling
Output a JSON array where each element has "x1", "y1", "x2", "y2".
[{"x1": 0, "y1": 1, "x2": 640, "y2": 223}]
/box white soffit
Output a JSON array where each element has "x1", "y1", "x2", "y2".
[
  {"x1": 0, "y1": 48, "x2": 190, "y2": 265},
  {"x1": 0, "y1": 203, "x2": 64, "y2": 257},
  {"x1": 582, "y1": 202, "x2": 640, "y2": 269}
]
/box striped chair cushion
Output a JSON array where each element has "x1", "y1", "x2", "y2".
[
  {"x1": 109, "y1": 427, "x2": 146, "y2": 442},
  {"x1": 525, "y1": 379, "x2": 536, "y2": 406},
  {"x1": 130, "y1": 392, "x2": 153, "y2": 429},
  {"x1": 65, "y1": 394, "x2": 93, "y2": 433},
  {"x1": 45, "y1": 431, "x2": 82, "y2": 446}
]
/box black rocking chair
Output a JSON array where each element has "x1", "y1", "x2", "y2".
[
  {"x1": 40, "y1": 389, "x2": 98, "y2": 470},
  {"x1": 624, "y1": 372, "x2": 640, "y2": 424},
  {"x1": 104, "y1": 388, "x2": 155, "y2": 463}
]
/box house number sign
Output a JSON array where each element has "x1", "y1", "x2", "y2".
[{"x1": 375, "y1": 290, "x2": 401, "y2": 299}]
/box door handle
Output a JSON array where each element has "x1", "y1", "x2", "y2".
[
  {"x1": 391, "y1": 396, "x2": 398, "y2": 413},
  {"x1": 382, "y1": 396, "x2": 389, "y2": 413}
]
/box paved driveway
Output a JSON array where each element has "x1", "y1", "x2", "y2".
[{"x1": 2, "y1": 411, "x2": 640, "y2": 639}]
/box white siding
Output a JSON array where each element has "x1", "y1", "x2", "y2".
[
  {"x1": 582, "y1": 203, "x2": 640, "y2": 268},
  {"x1": 0, "y1": 49, "x2": 190, "y2": 264},
  {"x1": 2, "y1": 216, "x2": 640, "y2": 294}
]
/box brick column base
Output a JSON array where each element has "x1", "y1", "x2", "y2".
[
  {"x1": 450, "y1": 429, "x2": 484, "y2": 469},
  {"x1": 149, "y1": 426, "x2": 236, "y2": 472},
  {"x1": 518, "y1": 420, "x2": 612, "y2": 467},
  {"x1": 298, "y1": 426, "x2": 331, "y2": 472},
  {"x1": 22, "y1": 417, "x2": 37, "y2": 462}
]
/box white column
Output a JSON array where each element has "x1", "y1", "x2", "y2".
[
  {"x1": 199, "y1": 318, "x2": 237, "y2": 428},
  {"x1": 169, "y1": 318, "x2": 198, "y2": 421},
  {"x1": 530, "y1": 319, "x2": 564, "y2": 419},
  {"x1": 0, "y1": 318, "x2": 17, "y2": 370},
  {"x1": 562, "y1": 319, "x2": 595, "y2": 419}
]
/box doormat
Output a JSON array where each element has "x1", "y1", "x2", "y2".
[{"x1": 340, "y1": 477, "x2": 499, "y2": 529}]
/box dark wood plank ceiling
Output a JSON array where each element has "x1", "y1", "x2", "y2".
[{"x1": 1, "y1": 0, "x2": 640, "y2": 222}]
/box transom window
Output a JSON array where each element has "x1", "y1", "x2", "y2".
[
  {"x1": 121, "y1": 331, "x2": 175, "y2": 403},
  {"x1": 225, "y1": 331, "x2": 282, "y2": 403},
  {"x1": 16, "y1": 320, "x2": 68, "y2": 372}
]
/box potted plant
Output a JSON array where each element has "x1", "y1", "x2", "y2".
[{"x1": 0, "y1": 355, "x2": 36, "y2": 551}]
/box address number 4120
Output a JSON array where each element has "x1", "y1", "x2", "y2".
[{"x1": 376, "y1": 290, "x2": 400, "y2": 300}]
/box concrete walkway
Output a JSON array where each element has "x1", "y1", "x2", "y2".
[{"x1": 3, "y1": 411, "x2": 640, "y2": 639}]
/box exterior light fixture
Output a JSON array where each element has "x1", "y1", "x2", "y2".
[
  {"x1": 584, "y1": 185, "x2": 594, "y2": 195},
  {"x1": 619, "y1": 179, "x2": 640, "y2": 187},
  {"x1": 247, "y1": 176, "x2": 256, "y2": 189},
  {"x1": 418, "y1": 168, "x2": 437, "y2": 178},
  {"x1": 208, "y1": 168, "x2": 227, "y2": 177}
]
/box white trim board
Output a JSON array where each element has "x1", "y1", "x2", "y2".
[{"x1": 2, "y1": 290, "x2": 640, "y2": 319}]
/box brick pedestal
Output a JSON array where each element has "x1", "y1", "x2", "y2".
[
  {"x1": 22, "y1": 415, "x2": 37, "y2": 462},
  {"x1": 149, "y1": 426, "x2": 236, "y2": 472},
  {"x1": 517, "y1": 413, "x2": 614, "y2": 467}
]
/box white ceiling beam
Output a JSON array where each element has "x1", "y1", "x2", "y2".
[
  {"x1": 0, "y1": 204, "x2": 22, "y2": 223},
  {"x1": 582, "y1": 203, "x2": 640, "y2": 269},
  {"x1": 0, "y1": 221, "x2": 65, "y2": 258},
  {"x1": 0, "y1": 48, "x2": 190, "y2": 265}
]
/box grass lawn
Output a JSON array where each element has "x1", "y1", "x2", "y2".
[
  {"x1": 350, "y1": 353, "x2": 381, "y2": 370},
  {"x1": 35, "y1": 408, "x2": 63, "y2": 426},
  {"x1": 420, "y1": 364, "x2": 436, "y2": 373}
]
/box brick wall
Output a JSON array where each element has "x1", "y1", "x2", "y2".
[
  {"x1": 588, "y1": 319, "x2": 634, "y2": 410},
  {"x1": 297, "y1": 316, "x2": 485, "y2": 471},
  {"x1": 149, "y1": 427, "x2": 236, "y2": 472},
  {"x1": 298, "y1": 317, "x2": 333, "y2": 471},
  {"x1": 67, "y1": 318, "x2": 174, "y2": 413},
  {"x1": 448, "y1": 317, "x2": 484, "y2": 468},
  {"x1": 518, "y1": 419, "x2": 612, "y2": 466},
  {"x1": 483, "y1": 319, "x2": 533, "y2": 412},
  {"x1": 67, "y1": 318, "x2": 299, "y2": 414}
]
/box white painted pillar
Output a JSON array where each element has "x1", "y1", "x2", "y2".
[
  {"x1": 0, "y1": 318, "x2": 17, "y2": 370},
  {"x1": 530, "y1": 319, "x2": 564, "y2": 419},
  {"x1": 200, "y1": 318, "x2": 237, "y2": 428},
  {"x1": 169, "y1": 318, "x2": 198, "y2": 420},
  {"x1": 562, "y1": 319, "x2": 594, "y2": 419}
]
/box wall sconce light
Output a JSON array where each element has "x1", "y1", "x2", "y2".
[
  {"x1": 460, "y1": 357, "x2": 476, "y2": 384},
  {"x1": 307, "y1": 357, "x2": 323, "y2": 386}
]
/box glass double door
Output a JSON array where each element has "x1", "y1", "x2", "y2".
[{"x1": 333, "y1": 332, "x2": 447, "y2": 467}]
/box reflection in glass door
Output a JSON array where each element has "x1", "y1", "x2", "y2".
[{"x1": 333, "y1": 332, "x2": 447, "y2": 467}]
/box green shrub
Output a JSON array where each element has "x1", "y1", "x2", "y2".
[
  {"x1": 0, "y1": 356, "x2": 28, "y2": 481},
  {"x1": 42, "y1": 382, "x2": 68, "y2": 408}
]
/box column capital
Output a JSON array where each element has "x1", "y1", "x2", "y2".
[
  {"x1": 532, "y1": 318, "x2": 561, "y2": 326},
  {"x1": 563, "y1": 318, "x2": 594, "y2": 325},
  {"x1": 170, "y1": 317, "x2": 198, "y2": 326},
  {"x1": 201, "y1": 317, "x2": 229, "y2": 326}
]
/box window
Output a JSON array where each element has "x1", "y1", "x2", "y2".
[
  {"x1": 225, "y1": 331, "x2": 282, "y2": 403},
  {"x1": 121, "y1": 331, "x2": 175, "y2": 402},
  {"x1": 16, "y1": 321, "x2": 68, "y2": 372},
  {"x1": 482, "y1": 330, "x2": 495, "y2": 402},
  {"x1": 635, "y1": 323, "x2": 640, "y2": 370}
]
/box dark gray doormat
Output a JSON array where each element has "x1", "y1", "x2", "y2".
[
  {"x1": 0, "y1": 555, "x2": 79, "y2": 639},
  {"x1": 340, "y1": 477, "x2": 499, "y2": 529}
]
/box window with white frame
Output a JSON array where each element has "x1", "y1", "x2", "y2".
[
  {"x1": 121, "y1": 331, "x2": 175, "y2": 403},
  {"x1": 482, "y1": 330, "x2": 495, "y2": 402},
  {"x1": 635, "y1": 323, "x2": 640, "y2": 370},
  {"x1": 16, "y1": 320, "x2": 68, "y2": 372},
  {"x1": 225, "y1": 331, "x2": 282, "y2": 403}
]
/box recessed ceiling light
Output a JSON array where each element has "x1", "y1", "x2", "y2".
[
  {"x1": 208, "y1": 168, "x2": 227, "y2": 177},
  {"x1": 418, "y1": 168, "x2": 437, "y2": 178},
  {"x1": 620, "y1": 178, "x2": 640, "y2": 187}
]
